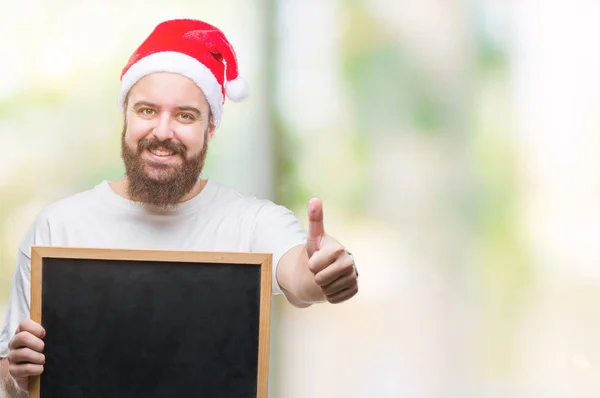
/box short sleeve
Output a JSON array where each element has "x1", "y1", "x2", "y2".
[
  {"x1": 0, "y1": 210, "x2": 51, "y2": 359},
  {"x1": 0, "y1": 248, "x2": 32, "y2": 359},
  {"x1": 251, "y1": 201, "x2": 307, "y2": 295}
]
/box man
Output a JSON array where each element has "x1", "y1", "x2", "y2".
[{"x1": 0, "y1": 18, "x2": 358, "y2": 397}]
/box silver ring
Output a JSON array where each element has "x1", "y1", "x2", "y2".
[{"x1": 346, "y1": 251, "x2": 358, "y2": 277}]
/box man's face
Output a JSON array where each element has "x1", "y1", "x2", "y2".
[{"x1": 121, "y1": 72, "x2": 215, "y2": 208}]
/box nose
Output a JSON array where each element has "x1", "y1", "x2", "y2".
[{"x1": 152, "y1": 114, "x2": 174, "y2": 141}]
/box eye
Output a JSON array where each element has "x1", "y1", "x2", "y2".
[
  {"x1": 177, "y1": 113, "x2": 195, "y2": 122},
  {"x1": 138, "y1": 108, "x2": 155, "y2": 116}
]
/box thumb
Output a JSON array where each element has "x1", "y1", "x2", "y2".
[{"x1": 307, "y1": 197, "x2": 324, "y2": 257}]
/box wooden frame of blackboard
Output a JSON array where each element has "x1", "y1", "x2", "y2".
[{"x1": 28, "y1": 246, "x2": 273, "y2": 398}]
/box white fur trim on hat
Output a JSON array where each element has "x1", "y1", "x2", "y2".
[{"x1": 118, "y1": 51, "x2": 225, "y2": 128}]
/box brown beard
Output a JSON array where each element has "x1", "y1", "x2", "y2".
[{"x1": 120, "y1": 126, "x2": 209, "y2": 209}]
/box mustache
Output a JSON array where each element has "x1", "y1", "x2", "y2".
[{"x1": 137, "y1": 137, "x2": 187, "y2": 156}]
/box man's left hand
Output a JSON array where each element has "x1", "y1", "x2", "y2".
[{"x1": 306, "y1": 198, "x2": 358, "y2": 304}]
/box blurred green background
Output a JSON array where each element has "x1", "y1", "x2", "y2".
[{"x1": 2, "y1": 0, "x2": 600, "y2": 396}]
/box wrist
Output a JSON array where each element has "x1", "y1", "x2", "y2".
[{"x1": 2, "y1": 373, "x2": 26, "y2": 398}]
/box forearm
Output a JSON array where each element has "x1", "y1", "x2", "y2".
[{"x1": 0, "y1": 358, "x2": 26, "y2": 398}]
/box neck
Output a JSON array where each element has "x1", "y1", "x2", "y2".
[{"x1": 109, "y1": 177, "x2": 207, "y2": 209}]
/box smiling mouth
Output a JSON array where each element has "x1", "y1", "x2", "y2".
[{"x1": 148, "y1": 148, "x2": 176, "y2": 157}]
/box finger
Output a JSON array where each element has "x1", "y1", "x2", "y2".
[
  {"x1": 9, "y1": 332, "x2": 45, "y2": 353},
  {"x1": 307, "y1": 198, "x2": 324, "y2": 252},
  {"x1": 320, "y1": 270, "x2": 356, "y2": 296},
  {"x1": 8, "y1": 348, "x2": 46, "y2": 365},
  {"x1": 313, "y1": 251, "x2": 355, "y2": 285},
  {"x1": 18, "y1": 319, "x2": 45, "y2": 339},
  {"x1": 9, "y1": 362, "x2": 44, "y2": 378},
  {"x1": 307, "y1": 244, "x2": 345, "y2": 275},
  {"x1": 327, "y1": 286, "x2": 359, "y2": 304}
]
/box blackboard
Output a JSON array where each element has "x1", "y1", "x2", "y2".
[{"x1": 29, "y1": 246, "x2": 273, "y2": 398}]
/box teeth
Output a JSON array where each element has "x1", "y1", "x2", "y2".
[{"x1": 149, "y1": 148, "x2": 174, "y2": 156}]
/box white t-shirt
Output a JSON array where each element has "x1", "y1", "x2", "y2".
[{"x1": 0, "y1": 179, "x2": 307, "y2": 358}]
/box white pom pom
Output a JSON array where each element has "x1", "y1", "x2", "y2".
[{"x1": 225, "y1": 77, "x2": 250, "y2": 102}]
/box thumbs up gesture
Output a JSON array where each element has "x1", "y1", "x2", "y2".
[{"x1": 306, "y1": 198, "x2": 358, "y2": 304}]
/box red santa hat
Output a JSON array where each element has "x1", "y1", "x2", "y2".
[{"x1": 118, "y1": 18, "x2": 249, "y2": 128}]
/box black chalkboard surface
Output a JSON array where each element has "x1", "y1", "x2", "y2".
[{"x1": 29, "y1": 246, "x2": 273, "y2": 398}]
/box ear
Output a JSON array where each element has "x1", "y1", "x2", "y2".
[
  {"x1": 122, "y1": 95, "x2": 130, "y2": 122},
  {"x1": 122, "y1": 107, "x2": 129, "y2": 128},
  {"x1": 207, "y1": 115, "x2": 217, "y2": 140}
]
